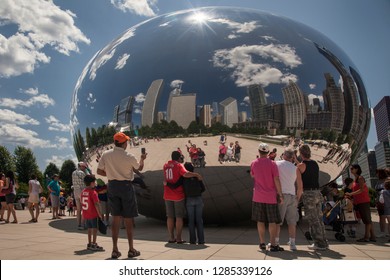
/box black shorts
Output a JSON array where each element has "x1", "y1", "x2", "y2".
[
  {"x1": 355, "y1": 202, "x2": 372, "y2": 224},
  {"x1": 108, "y1": 180, "x2": 138, "y2": 218},
  {"x1": 0, "y1": 196, "x2": 6, "y2": 203}
]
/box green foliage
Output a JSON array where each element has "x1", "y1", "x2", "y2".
[
  {"x1": 0, "y1": 146, "x2": 15, "y2": 173},
  {"x1": 59, "y1": 160, "x2": 76, "y2": 193},
  {"x1": 368, "y1": 187, "x2": 376, "y2": 207},
  {"x1": 43, "y1": 163, "x2": 60, "y2": 187},
  {"x1": 13, "y1": 146, "x2": 40, "y2": 184}
]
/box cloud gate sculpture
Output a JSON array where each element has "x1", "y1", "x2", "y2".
[{"x1": 71, "y1": 7, "x2": 370, "y2": 224}]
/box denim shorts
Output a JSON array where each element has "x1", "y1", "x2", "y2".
[{"x1": 85, "y1": 218, "x2": 98, "y2": 229}]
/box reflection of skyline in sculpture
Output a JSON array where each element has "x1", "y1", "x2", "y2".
[
  {"x1": 141, "y1": 79, "x2": 164, "y2": 127},
  {"x1": 70, "y1": 7, "x2": 371, "y2": 223},
  {"x1": 113, "y1": 96, "x2": 134, "y2": 131}
]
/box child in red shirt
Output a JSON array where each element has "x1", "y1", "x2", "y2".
[{"x1": 81, "y1": 175, "x2": 104, "y2": 251}]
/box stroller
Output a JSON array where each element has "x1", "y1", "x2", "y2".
[{"x1": 322, "y1": 197, "x2": 358, "y2": 242}]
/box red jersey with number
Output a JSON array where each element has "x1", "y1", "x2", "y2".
[
  {"x1": 81, "y1": 187, "x2": 99, "y2": 219},
  {"x1": 163, "y1": 160, "x2": 187, "y2": 201}
]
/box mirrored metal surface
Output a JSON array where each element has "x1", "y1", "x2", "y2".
[{"x1": 71, "y1": 7, "x2": 370, "y2": 223}]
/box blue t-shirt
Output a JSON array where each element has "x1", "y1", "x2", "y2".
[{"x1": 48, "y1": 180, "x2": 60, "y2": 196}]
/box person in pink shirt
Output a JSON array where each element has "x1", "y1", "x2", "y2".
[{"x1": 251, "y1": 143, "x2": 284, "y2": 252}]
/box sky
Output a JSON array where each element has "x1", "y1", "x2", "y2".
[{"x1": 0, "y1": 0, "x2": 389, "y2": 171}]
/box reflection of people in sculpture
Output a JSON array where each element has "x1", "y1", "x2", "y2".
[
  {"x1": 297, "y1": 144, "x2": 328, "y2": 251},
  {"x1": 234, "y1": 141, "x2": 242, "y2": 163},
  {"x1": 163, "y1": 151, "x2": 202, "y2": 244},
  {"x1": 97, "y1": 132, "x2": 146, "y2": 259}
]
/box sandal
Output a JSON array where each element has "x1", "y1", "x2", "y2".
[
  {"x1": 259, "y1": 243, "x2": 266, "y2": 250},
  {"x1": 11, "y1": 220, "x2": 18, "y2": 224},
  {"x1": 168, "y1": 239, "x2": 176, "y2": 243},
  {"x1": 357, "y1": 238, "x2": 369, "y2": 242},
  {"x1": 29, "y1": 219, "x2": 35, "y2": 223},
  {"x1": 369, "y1": 238, "x2": 377, "y2": 242},
  {"x1": 111, "y1": 250, "x2": 122, "y2": 259},
  {"x1": 128, "y1": 249, "x2": 141, "y2": 258},
  {"x1": 176, "y1": 240, "x2": 186, "y2": 244}
]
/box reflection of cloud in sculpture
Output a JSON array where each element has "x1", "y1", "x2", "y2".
[
  {"x1": 89, "y1": 29, "x2": 136, "y2": 80},
  {"x1": 212, "y1": 44, "x2": 301, "y2": 87},
  {"x1": 115, "y1": 53, "x2": 130, "y2": 69},
  {"x1": 309, "y1": 83, "x2": 316, "y2": 89},
  {"x1": 307, "y1": 93, "x2": 323, "y2": 104},
  {"x1": 135, "y1": 93, "x2": 146, "y2": 103},
  {"x1": 209, "y1": 18, "x2": 260, "y2": 38},
  {"x1": 170, "y1": 79, "x2": 184, "y2": 88}
]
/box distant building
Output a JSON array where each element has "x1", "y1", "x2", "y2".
[
  {"x1": 374, "y1": 96, "x2": 390, "y2": 142},
  {"x1": 219, "y1": 97, "x2": 238, "y2": 128},
  {"x1": 375, "y1": 141, "x2": 390, "y2": 169},
  {"x1": 357, "y1": 149, "x2": 377, "y2": 188},
  {"x1": 141, "y1": 79, "x2": 164, "y2": 127}
]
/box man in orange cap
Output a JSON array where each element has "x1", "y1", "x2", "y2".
[{"x1": 97, "y1": 132, "x2": 146, "y2": 259}]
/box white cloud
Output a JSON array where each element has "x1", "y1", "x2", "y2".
[
  {"x1": 0, "y1": 123, "x2": 71, "y2": 150},
  {"x1": 22, "y1": 87, "x2": 39, "y2": 96},
  {"x1": 135, "y1": 93, "x2": 145, "y2": 103},
  {"x1": 0, "y1": 109, "x2": 40, "y2": 125},
  {"x1": 45, "y1": 115, "x2": 70, "y2": 132},
  {"x1": 45, "y1": 154, "x2": 77, "y2": 168},
  {"x1": 170, "y1": 80, "x2": 184, "y2": 88},
  {"x1": 115, "y1": 53, "x2": 130, "y2": 70},
  {"x1": 243, "y1": 96, "x2": 250, "y2": 103},
  {"x1": 0, "y1": 0, "x2": 90, "y2": 78},
  {"x1": 212, "y1": 44, "x2": 301, "y2": 87},
  {"x1": 111, "y1": 0, "x2": 158, "y2": 17},
  {"x1": 309, "y1": 83, "x2": 316, "y2": 90},
  {"x1": 134, "y1": 108, "x2": 142, "y2": 114},
  {"x1": 0, "y1": 123, "x2": 49, "y2": 148},
  {"x1": 0, "y1": 92, "x2": 55, "y2": 109}
]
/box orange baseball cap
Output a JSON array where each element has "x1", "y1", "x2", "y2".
[{"x1": 114, "y1": 132, "x2": 130, "y2": 143}]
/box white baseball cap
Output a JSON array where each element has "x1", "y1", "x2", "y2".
[{"x1": 258, "y1": 143, "x2": 269, "y2": 153}]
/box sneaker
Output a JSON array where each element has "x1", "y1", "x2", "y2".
[
  {"x1": 87, "y1": 243, "x2": 94, "y2": 250},
  {"x1": 91, "y1": 243, "x2": 105, "y2": 251},
  {"x1": 270, "y1": 245, "x2": 284, "y2": 252},
  {"x1": 289, "y1": 243, "x2": 297, "y2": 251},
  {"x1": 307, "y1": 244, "x2": 327, "y2": 251}
]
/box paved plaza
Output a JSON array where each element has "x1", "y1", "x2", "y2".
[
  {"x1": 1, "y1": 135, "x2": 389, "y2": 260},
  {"x1": 0, "y1": 206, "x2": 389, "y2": 260}
]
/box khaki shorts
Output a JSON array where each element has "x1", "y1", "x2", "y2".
[{"x1": 165, "y1": 199, "x2": 186, "y2": 218}]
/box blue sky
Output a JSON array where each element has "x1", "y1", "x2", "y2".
[{"x1": 0, "y1": 0, "x2": 389, "y2": 170}]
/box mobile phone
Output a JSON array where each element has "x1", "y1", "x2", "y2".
[{"x1": 141, "y1": 148, "x2": 146, "y2": 154}]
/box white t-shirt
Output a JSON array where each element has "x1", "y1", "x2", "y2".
[
  {"x1": 29, "y1": 179, "x2": 41, "y2": 195},
  {"x1": 276, "y1": 159, "x2": 297, "y2": 195}
]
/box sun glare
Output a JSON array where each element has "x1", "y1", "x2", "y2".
[{"x1": 187, "y1": 11, "x2": 209, "y2": 24}]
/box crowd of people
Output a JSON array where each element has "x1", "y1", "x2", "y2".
[{"x1": 1, "y1": 133, "x2": 389, "y2": 259}]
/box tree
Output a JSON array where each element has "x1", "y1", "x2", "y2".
[
  {"x1": 13, "y1": 146, "x2": 40, "y2": 184},
  {"x1": 44, "y1": 163, "x2": 60, "y2": 186},
  {"x1": 59, "y1": 160, "x2": 76, "y2": 194},
  {"x1": 0, "y1": 145, "x2": 15, "y2": 173}
]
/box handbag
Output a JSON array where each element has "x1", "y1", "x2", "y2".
[
  {"x1": 98, "y1": 218, "x2": 107, "y2": 235},
  {"x1": 1, "y1": 181, "x2": 13, "y2": 195}
]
